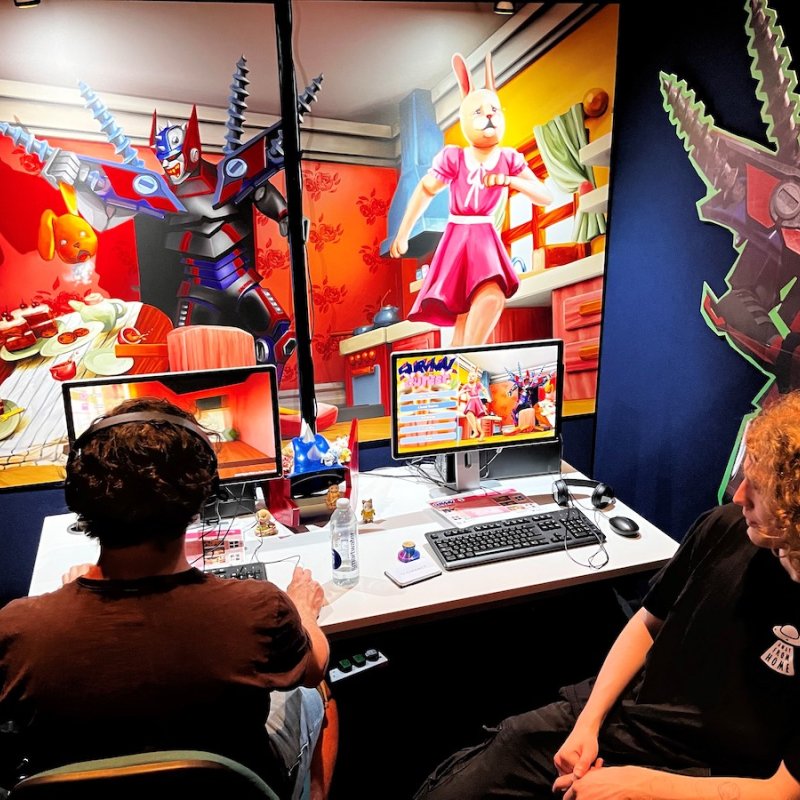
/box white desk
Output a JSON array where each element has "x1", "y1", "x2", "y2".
[{"x1": 30, "y1": 467, "x2": 679, "y2": 637}]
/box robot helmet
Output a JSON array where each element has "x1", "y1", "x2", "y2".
[{"x1": 150, "y1": 105, "x2": 202, "y2": 185}]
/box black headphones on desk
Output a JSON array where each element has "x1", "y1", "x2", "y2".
[
  {"x1": 552, "y1": 478, "x2": 615, "y2": 510},
  {"x1": 65, "y1": 412, "x2": 220, "y2": 505}
]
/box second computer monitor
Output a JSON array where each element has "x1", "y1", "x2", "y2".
[
  {"x1": 390, "y1": 338, "x2": 564, "y2": 466},
  {"x1": 62, "y1": 364, "x2": 282, "y2": 487}
]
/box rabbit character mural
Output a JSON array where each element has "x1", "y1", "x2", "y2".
[{"x1": 390, "y1": 53, "x2": 552, "y2": 345}]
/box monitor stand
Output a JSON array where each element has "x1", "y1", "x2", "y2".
[
  {"x1": 203, "y1": 481, "x2": 257, "y2": 523},
  {"x1": 433, "y1": 451, "x2": 482, "y2": 495}
]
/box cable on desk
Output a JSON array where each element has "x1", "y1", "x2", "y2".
[{"x1": 556, "y1": 465, "x2": 609, "y2": 571}]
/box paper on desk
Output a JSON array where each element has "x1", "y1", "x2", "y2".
[{"x1": 428, "y1": 487, "x2": 539, "y2": 528}]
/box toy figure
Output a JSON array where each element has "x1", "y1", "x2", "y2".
[
  {"x1": 660, "y1": 0, "x2": 800, "y2": 493},
  {"x1": 254, "y1": 507, "x2": 277, "y2": 537},
  {"x1": 325, "y1": 484, "x2": 341, "y2": 511},
  {"x1": 389, "y1": 52, "x2": 552, "y2": 346},
  {"x1": 361, "y1": 498, "x2": 375, "y2": 524},
  {"x1": 0, "y1": 59, "x2": 323, "y2": 378},
  {"x1": 397, "y1": 540, "x2": 420, "y2": 563}
]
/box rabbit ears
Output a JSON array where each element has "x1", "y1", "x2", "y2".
[{"x1": 452, "y1": 52, "x2": 497, "y2": 98}]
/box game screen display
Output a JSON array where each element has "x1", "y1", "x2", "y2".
[
  {"x1": 390, "y1": 339, "x2": 563, "y2": 459},
  {"x1": 62, "y1": 365, "x2": 281, "y2": 484}
]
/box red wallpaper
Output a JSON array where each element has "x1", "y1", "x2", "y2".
[{"x1": 263, "y1": 161, "x2": 402, "y2": 390}]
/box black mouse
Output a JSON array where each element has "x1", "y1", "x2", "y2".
[{"x1": 609, "y1": 515, "x2": 640, "y2": 537}]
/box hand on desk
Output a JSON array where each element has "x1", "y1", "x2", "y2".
[
  {"x1": 61, "y1": 563, "x2": 97, "y2": 585},
  {"x1": 287, "y1": 566, "x2": 325, "y2": 620}
]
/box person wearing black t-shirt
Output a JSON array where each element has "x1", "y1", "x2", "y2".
[{"x1": 414, "y1": 390, "x2": 800, "y2": 800}]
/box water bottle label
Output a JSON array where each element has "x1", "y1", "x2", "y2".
[{"x1": 332, "y1": 549, "x2": 343, "y2": 570}]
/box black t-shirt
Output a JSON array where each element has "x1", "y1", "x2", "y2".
[
  {"x1": 623, "y1": 503, "x2": 800, "y2": 780},
  {"x1": 0, "y1": 569, "x2": 311, "y2": 790}
]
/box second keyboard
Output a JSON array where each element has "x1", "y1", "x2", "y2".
[{"x1": 425, "y1": 507, "x2": 606, "y2": 571}]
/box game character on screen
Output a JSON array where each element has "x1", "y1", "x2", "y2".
[
  {"x1": 458, "y1": 368, "x2": 488, "y2": 440},
  {"x1": 0, "y1": 397, "x2": 337, "y2": 800},
  {"x1": 414, "y1": 389, "x2": 800, "y2": 800},
  {"x1": 389, "y1": 53, "x2": 552, "y2": 346}
]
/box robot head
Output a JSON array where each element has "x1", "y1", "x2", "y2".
[{"x1": 150, "y1": 105, "x2": 202, "y2": 185}]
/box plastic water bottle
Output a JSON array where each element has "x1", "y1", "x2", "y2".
[{"x1": 330, "y1": 497, "x2": 359, "y2": 587}]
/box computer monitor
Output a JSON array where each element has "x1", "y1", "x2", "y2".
[
  {"x1": 390, "y1": 339, "x2": 564, "y2": 492},
  {"x1": 62, "y1": 365, "x2": 282, "y2": 514}
]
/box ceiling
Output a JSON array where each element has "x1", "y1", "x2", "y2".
[{"x1": 1, "y1": 1, "x2": 515, "y2": 126}]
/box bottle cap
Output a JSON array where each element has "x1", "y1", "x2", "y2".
[{"x1": 336, "y1": 498, "x2": 350, "y2": 508}]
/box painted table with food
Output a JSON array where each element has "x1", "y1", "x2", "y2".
[{"x1": 0, "y1": 296, "x2": 172, "y2": 488}]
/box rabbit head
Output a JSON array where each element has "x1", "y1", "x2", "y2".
[{"x1": 453, "y1": 52, "x2": 504, "y2": 149}]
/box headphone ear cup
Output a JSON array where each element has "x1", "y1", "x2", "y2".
[
  {"x1": 591, "y1": 481, "x2": 615, "y2": 509},
  {"x1": 552, "y1": 479, "x2": 569, "y2": 507}
]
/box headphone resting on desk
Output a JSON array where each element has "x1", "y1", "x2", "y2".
[
  {"x1": 64, "y1": 411, "x2": 221, "y2": 505},
  {"x1": 552, "y1": 478, "x2": 615, "y2": 510}
]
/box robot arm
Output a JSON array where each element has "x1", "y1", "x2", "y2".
[{"x1": 253, "y1": 182, "x2": 289, "y2": 237}]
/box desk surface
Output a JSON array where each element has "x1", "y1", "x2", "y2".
[{"x1": 30, "y1": 467, "x2": 679, "y2": 637}]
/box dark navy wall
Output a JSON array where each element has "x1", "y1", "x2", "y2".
[
  {"x1": 1, "y1": 489, "x2": 67, "y2": 607},
  {"x1": 594, "y1": 0, "x2": 798, "y2": 541}
]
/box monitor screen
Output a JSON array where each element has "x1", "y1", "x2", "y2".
[
  {"x1": 390, "y1": 339, "x2": 563, "y2": 461},
  {"x1": 62, "y1": 365, "x2": 282, "y2": 485}
]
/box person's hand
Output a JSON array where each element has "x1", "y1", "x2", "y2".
[
  {"x1": 553, "y1": 758, "x2": 603, "y2": 795},
  {"x1": 560, "y1": 765, "x2": 657, "y2": 799},
  {"x1": 553, "y1": 724, "x2": 600, "y2": 786},
  {"x1": 484, "y1": 172, "x2": 511, "y2": 187},
  {"x1": 389, "y1": 236, "x2": 408, "y2": 258},
  {"x1": 61, "y1": 563, "x2": 96, "y2": 585},
  {"x1": 286, "y1": 566, "x2": 325, "y2": 620}
]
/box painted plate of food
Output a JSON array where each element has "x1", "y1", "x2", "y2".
[
  {"x1": 39, "y1": 321, "x2": 104, "y2": 358},
  {"x1": 0, "y1": 399, "x2": 23, "y2": 440}
]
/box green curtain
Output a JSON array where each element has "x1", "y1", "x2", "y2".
[{"x1": 533, "y1": 104, "x2": 606, "y2": 243}]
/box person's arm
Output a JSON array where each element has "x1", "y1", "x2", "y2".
[
  {"x1": 285, "y1": 566, "x2": 330, "y2": 687},
  {"x1": 561, "y1": 761, "x2": 800, "y2": 800},
  {"x1": 553, "y1": 607, "x2": 663, "y2": 782},
  {"x1": 485, "y1": 164, "x2": 553, "y2": 206}
]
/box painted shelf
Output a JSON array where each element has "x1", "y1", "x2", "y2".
[
  {"x1": 578, "y1": 183, "x2": 609, "y2": 215},
  {"x1": 578, "y1": 131, "x2": 612, "y2": 167}
]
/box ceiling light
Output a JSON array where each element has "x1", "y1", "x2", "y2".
[{"x1": 493, "y1": 1, "x2": 515, "y2": 15}]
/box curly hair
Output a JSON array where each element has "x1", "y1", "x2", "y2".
[
  {"x1": 745, "y1": 390, "x2": 800, "y2": 556},
  {"x1": 65, "y1": 397, "x2": 218, "y2": 548}
]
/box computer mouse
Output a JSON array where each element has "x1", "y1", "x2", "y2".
[{"x1": 609, "y1": 515, "x2": 640, "y2": 537}]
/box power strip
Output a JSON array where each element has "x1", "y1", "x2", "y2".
[{"x1": 328, "y1": 649, "x2": 388, "y2": 683}]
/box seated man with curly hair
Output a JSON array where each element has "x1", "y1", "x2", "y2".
[
  {"x1": 0, "y1": 397, "x2": 336, "y2": 800},
  {"x1": 414, "y1": 389, "x2": 800, "y2": 800}
]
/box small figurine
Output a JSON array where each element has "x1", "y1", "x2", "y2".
[
  {"x1": 398, "y1": 540, "x2": 420, "y2": 563},
  {"x1": 254, "y1": 507, "x2": 277, "y2": 537},
  {"x1": 361, "y1": 498, "x2": 376, "y2": 524},
  {"x1": 325, "y1": 483, "x2": 341, "y2": 511}
]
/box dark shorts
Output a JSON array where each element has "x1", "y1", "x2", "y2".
[{"x1": 413, "y1": 680, "x2": 710, "y2": 800}]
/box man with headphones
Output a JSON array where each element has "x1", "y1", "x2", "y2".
[
  {"x1": 414, "y1": 390, "x2": 800, "y2": 800},
  {"x1": 0, "y1": 397, "x2": 334, "y2": 800}
]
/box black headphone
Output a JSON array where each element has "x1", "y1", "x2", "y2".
[
  {"x1": 65, "y1": 411, "x2": 220, "y2": 506},
  {"x1": 552, "y1": 478, "x2": 615, "y2": 509}
]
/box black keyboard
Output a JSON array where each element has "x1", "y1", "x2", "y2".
[
  {"x1": 425, "y1": 507, "x2": 606, "y2": 571},
  {"x1": 206, "y1": 563, "x2": 267, "y2": 581}
]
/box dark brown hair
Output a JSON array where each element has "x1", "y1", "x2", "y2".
[{"x1": 65, "y1": 397, "x2": 217, "y2": 548}]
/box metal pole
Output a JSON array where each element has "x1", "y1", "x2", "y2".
[{"x1": 274, "y1": 0, "x2": 317, "y2": 433}]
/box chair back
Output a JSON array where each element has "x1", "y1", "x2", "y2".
[{"x1": 8, "y1": 750, "x2": 280, "y2": 800}]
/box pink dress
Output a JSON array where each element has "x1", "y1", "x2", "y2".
[
  {"x1": 460, "y1": 382, "x2": 487, "y2": 417},
  {"x1": 409, "y1": 145, "x2": 526, "y2": 326}
]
